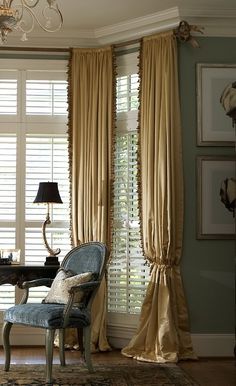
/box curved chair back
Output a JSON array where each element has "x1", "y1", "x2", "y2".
[{"x1": 62, "y1": 241, "x2": 108, "y2": 280}]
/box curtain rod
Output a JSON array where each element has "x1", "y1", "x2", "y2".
[
  {"x1": 0, "y1": 46, "x2": 71, "y2": 53},
  {"x1": 113, "y1": 38, "x2": 141, "y2": 49},
  {"x1": 0, "y1": 40, "x2": 140, "y2": 52},
  {"x1": 0, "y1": 39, "x2": 140, "y2": 52}
]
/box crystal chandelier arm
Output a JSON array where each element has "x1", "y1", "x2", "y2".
[
  {"x1": 42, "y1": 3, "x2": 63, "y2": 32},
  {"x1": 9, "y1": 0, "x2": 40, "y2": 7},
  {"x1": 19, "y1": 0, "x2": 40, "y2": 8},
  {"x1": 15, "y1": 5, "x2": 36, "y2": 34},
  {"x1": 15, "y1": 0, "x2": 63, "y2": 34},
  {"x1": 0, "y1": 0, "x2": 63, "y2": 43}
]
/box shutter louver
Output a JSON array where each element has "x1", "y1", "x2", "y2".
[
  {"x1": 116, "y1": 74, "x2": 139, "y2": 113},
  {"x1": 0, "y1": 79, "x2": 17, "y2": 115},
  {"x1": 26, "y1": 80, "x2": 67, "y2": 116}
]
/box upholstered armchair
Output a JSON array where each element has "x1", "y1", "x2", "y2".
[{"x1": 2, "y1": 241, "x2": 109, "y2": 384}]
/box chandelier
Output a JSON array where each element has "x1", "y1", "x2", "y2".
[{"x1": 0, "y1": 0, "x2": 63, "y2": 44}]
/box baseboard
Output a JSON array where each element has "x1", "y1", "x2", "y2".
[
  {"x1": 0, "y1": 322, "x2": 234, "y2": 357},
  {"x1": 107, "y1": 324, "x2": 235, "y2": 357},
  {"x1": 190, "y1": 333, "x2": 235, "y2": 357}
]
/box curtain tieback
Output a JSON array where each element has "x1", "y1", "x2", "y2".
[
  {"x1": 150, "y1": 261, "x2": 178, "y2": 273},
  {"x1": 150, "y1": 262, "x2": 175, "y2": 273}
]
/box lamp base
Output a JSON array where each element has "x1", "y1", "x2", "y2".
[{"x1": 44, "y1": 256, "x2": 60, "y2": 266}]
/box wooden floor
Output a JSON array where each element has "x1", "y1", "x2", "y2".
[{"x1": 0, "y1": 347, "x2": 235, "y2": 386}]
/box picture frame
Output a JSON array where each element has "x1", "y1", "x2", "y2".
[
  {"x1": 197, "y1": 155, "x2": 236, "y2": 239},
  {"x1": 0, "y1": 248, "x2": 21, "y2": 264},
  {"x1": 197, "y1": 63, "x2": 236, "y2": 146}
]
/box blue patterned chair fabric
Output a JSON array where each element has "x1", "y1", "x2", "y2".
[
  {"x1": 2, "y1": 241, "x2": 109, "y2": 385},
  {"x1": 4, "y1": 303, "x2": 90, "y2": 329}
]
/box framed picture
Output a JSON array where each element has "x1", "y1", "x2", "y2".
[
  {"x1": 197, "y1": 63, "x2": 236, "y2": 146},
  {"x1": 0, "y1": 249, "x2": 21, "y2": 264},
  {"x1": 197, "y1": 155, "x2": 236, "y2": 239}
]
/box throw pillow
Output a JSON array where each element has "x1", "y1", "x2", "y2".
[{"x1": 42, "y1": 268, "x2": 93, "y2": 305}]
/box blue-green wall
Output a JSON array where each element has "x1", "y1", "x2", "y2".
[{"x1": 179, "y1": 37, "x2": 235, "y2": 333}]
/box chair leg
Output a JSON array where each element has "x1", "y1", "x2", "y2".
[
  {"x1": 2, "y1": 321, "x2": 13, "y2": 371},
  {"x1": 77, "y1": 327, "x2": 84, "y2": 355},
  {"x1": 59, "y1": 329, "x2": 65, "y2": 366},
  {"x1": 83, "y1": 325, "x2": 94, "y2": 373},
  {"x1": 45, "y1": 329, "x2": 55, "y2": 384}
]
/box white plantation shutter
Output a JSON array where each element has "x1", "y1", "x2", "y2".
[
  {"x1": 108, "y1": 52, "x2": 149, "y2": 322},
  {"x1": 25, "y1": 136, "x2": 70, "y2": 271},
  {"x1": 0, "y1": 136, "x2": 16, "y2": 309},
  {"x1": 25, "y1": 228, "x2": 70, "y2": 303},
  {"x1": 25, "y1": 135, "x2": 70, "y2": 262},
  {"x1": 108, "y1": 132, "x2": 149, "y2": 314},
  {"x1": 0, "y1": 227, "x2": 16, "y2": 310},
  {"x1": 0, "y1": 72, "x2": 18, "y2": 116},
  {"x1": 0, "y1": 58, "x2": 70, "y2": 310},
  {"x1": 25, "y1": 229, "x2": 70, "y2": 265},
  {"x1": 25, "y1": 136, "x2": 69, "y2": 222},
  {"x1": 26, "y1": 80, "x2": 68, "y2": 116},
  {"x1": 116, "y1": 74, "x2": 139, "y2": 113},
  {"x1": 0, "y1": 136, "x2": 16, "y2": 221}
]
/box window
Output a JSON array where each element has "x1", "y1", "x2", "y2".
[
  {"x1": 108, "y1": 52, "x2": 149, "y2": 327},
  {"x1": 0, "y1": 58, "x2": 70, "y2": 310}
]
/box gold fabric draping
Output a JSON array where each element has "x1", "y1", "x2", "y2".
[
  {"x1": 67, "y1": 46, "x2": 115, "y2": 352},
  {"x1": 122, "y1": 32, "x2": 196, "y2": 362}
]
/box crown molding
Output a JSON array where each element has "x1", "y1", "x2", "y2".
[
  {"x1": 180, "y1": 7, "x2": 236, "y2": 18},
  {"x1": 180, "y1": 8, "x2": 236, "y2": 37},
  {"x1": 94, "y1": 7, "x2": 180, "y2": 45},
  {"x1": 2, "y1": 6, "x2": 236, "y2": 49}
]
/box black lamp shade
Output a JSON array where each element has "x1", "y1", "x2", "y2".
[{"x1": 33, "y1": 182, "x2": 63, "y2": 204}]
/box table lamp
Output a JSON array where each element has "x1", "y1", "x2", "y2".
[{"x1": 33, "y1": 182, "x2": 62, "y2": 266}]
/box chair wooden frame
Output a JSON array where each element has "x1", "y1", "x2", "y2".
[{"x1": 2, "y1": 241, "x2": 109, "y2": 384}]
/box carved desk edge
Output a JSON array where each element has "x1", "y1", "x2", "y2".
[{"x1": 0, "y1": 265, "x2": 58, "y2": 288}]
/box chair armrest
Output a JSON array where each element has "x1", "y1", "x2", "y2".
[
  {"x1": 21, "y1": 278, "x2": 53, "y2": 289},
  {"x1": 19, "y1": 278, "x2": 53, "y2": 304},
  {"x1": 62, "y1": 281, "x2": 101, "y2": 327},
  {"x1": 69, "y1": 280, "x2": 100, "y2": 294}
]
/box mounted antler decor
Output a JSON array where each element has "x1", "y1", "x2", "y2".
[{"x1": 174, "y1": 20, "x2": 204, "y2": 48}]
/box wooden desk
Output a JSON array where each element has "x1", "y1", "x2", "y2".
[{"x1": 0, "y1": 265, "x2": 58, "y2": 288}]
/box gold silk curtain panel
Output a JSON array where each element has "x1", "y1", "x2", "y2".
[
  {"x1": 67, "y1": 46, "x2": 115, "y2": 352},
  {"x1": 122, "y1": 31, "x2": 196, "y2": 362}
]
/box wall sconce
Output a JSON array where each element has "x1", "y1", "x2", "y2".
[{"x1": 33, "y1": 181, "x2": 62, "y2": 266}]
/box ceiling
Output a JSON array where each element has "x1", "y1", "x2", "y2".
[
  {"x1": 60, "y1": 0, "x2": 236, "y2": 29},
  {"x1": 5, "y1": 0, "x2": 236, "y2": 48}
]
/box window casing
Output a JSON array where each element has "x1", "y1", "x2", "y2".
[
  {"x1": 0, "y1": 58, "x2": 70, "y2": 311},
  {"x1": 108, "y1": 52, "x2": 149, "y2": 327},
  {"x1": 0, "y1": 54, "x2": 149, "y2": 339}
]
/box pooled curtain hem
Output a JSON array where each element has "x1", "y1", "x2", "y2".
[
  {"x1": 121, "y1": 348, "x2": 197, "y2": 363},
  {"x1": 121, "y1": 30, "x2": 197, "y2": 365}
]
